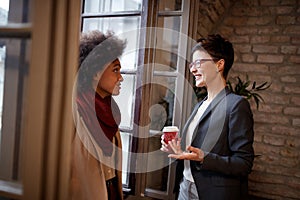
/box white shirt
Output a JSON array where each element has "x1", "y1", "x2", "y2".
[{"x1": 183, "y1": 100, "x2": 210, "y2": 182}]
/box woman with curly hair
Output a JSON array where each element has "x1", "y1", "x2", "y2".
[{"x1": 70, "y1": 30, "x2": 126, "y2": 200}]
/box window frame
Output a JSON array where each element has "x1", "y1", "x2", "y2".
[
  {"x1": 79, "y1": 0, "x2": 199, "y2": 199},
  {"x1": 0, "y1": 0, "x2": 81, "y2": 199}
]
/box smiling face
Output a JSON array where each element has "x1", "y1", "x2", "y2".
[
  {"x1": 94, "y1": 59, "x2": 123, "y2": 98},
  {"x1": 190, "y1": 50, "x2": 219, "y2": 88}
]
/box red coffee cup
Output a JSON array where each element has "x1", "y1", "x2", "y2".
[{"x1": 162, "y1": 126, "x2": 179, "y2": 143}]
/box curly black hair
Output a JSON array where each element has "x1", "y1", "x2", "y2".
[
  {"x1": 77, "y1": 30, "x2": 127, "y2": 89},
  {"x1": 191, "y1": 34, "x2": 234, "y2": 80}
]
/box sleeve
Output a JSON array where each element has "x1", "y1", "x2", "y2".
[{"x1": 196, "y1": 97, "x2": 254, "y2": 177}]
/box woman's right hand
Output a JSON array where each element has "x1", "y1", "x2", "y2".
[{"x1": 160, "y1": 134, "x2": 182, "y2": 154}]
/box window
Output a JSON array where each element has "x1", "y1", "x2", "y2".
[
  {"x1": 0, "y1": 0, "x2": 81, "y2": 199},
  {"x1": 81, "y1": 0, "x2": 198, "y2": 198},
  {"x1": 0, "y1": 0, "x2": 31, "y2": 198},
  {"x1": 81, "y1": 0, "x2": 144, "y2": 189}
]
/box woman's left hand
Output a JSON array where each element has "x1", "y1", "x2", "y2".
[{"x1": 168, "y1": 142, "x2": 204, "y2": 162}]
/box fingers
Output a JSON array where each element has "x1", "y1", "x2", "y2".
[
  {"x1": 186, "y1": 146, "x2": 199, "y2": 153},
  {"x1": 186, "y1": 146, "x2": 204, "y2": 161},
  {"x1": 160, "y1": 146, "x2": 169, "y2": 152},
  {"x1": 168, "y1": 138, "x2": 183, "y2": 155}
]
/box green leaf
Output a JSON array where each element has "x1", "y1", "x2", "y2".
[{"x1": 252, "y1": 81, "x2": 256, "y2": 89}]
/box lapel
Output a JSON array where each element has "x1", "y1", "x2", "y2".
[{"x1": 191, "y1": 87, "x2": 231, "y2": 144}]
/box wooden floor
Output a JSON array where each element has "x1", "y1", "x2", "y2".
[{"x1": 124, "y1": 195, "x2": 270, "y2": 200}]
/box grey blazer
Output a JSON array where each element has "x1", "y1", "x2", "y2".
[{"x1": 175, "y1": 87, "x2": 254, "y2": 200}]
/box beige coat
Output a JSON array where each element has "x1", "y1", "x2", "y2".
[{"x1": 70, "y1": 108, "x2": 123, "y2": 200}]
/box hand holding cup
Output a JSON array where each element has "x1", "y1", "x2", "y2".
[{"x1": 160, "y1": 126, "x2": 180, "y2": 153}]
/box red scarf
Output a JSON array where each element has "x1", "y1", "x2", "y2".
[{"x1": 76, "y1": 88, "x2": 121, "y2": 156}]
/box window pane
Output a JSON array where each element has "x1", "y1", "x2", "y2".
[
  {"x1": 83, "y1": 16, "x2": 140, "y2": 70},
  {"x1": 146, "y1": 134, "x2": 169, "y2": 191},
  {"x1": 0, "y1": 0, "x2": 32, "y2": 24},
  {"x1": 0, "y1": 38, "x2": 30, "y2": 181},
  {"x1": 120, "y1": 131, "x2": 132, "y2": 186},
  {"x1": 0, "y1": 0, "x2": 9, "y2": 24},
  {"x1": 114, "y1": 74, "x2": 136, "y2": 129},
  {"x1": 84, "y1": 0, "x2": 142, "y2": 13},
  {"x1": 149, "y1": 76, "x2": 176, "y2": 131},
  {"x1": 0, "y1": 45, "x2": 5, "y2": 131},
  {"x1": 154, "y1": 16, "x2": 181, "y2": 72},
  {"x1": 159, "y1": 0, "x2": 182, "y2": 11}
]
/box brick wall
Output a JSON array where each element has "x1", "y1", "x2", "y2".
[{"x1": 197, "y1": 0, "x2": 300, "y2": 199}]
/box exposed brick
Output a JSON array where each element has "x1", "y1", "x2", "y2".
[
  {"x1": 220, "y1": 0, "x2": 230, "y2": 9},
  {"x1": 234, "y1": 0, "x2": 259, "y2": 7},
  {"x1": 279, "y1": 156, "x2": 299, "y2": 168},
  {"x1": 259, "y1": 104, "x2": 283, "y2": 113},
  {"x1": 254, "y1": 113, "x2": 290, "y2": 124},
  {"x1": 254, "y1": 123, "x2": 273, "y2": 134},
  {"x1": 263, "y1": 134, "x2": 286, "y2": 146},
  {"x1": 250, "y1": 36, "x2": 271, "y2": 43},
  {"x1": 254, "y1": 134, "x2": 263, "y2": 142},
  {"x1": 257, "y1": 54, "x2": 284, "y2": 63},
  {"x1": 247, "y1": 74, "x2": 272, "y2": 82},
  {"x1": 260, "y1": 0, "x2": 281, "y2": 6},
  {"x1": 247, "y1": 17, "x2": 274, "y2": 25},
  {"x1": 235, "y1": 27, "x2": 258, "y2": 35},
  {"x1": 281, "y1": 46, "x2": 298, "y2": 54},
  {"x1": 270, "y1": 66, "x2": 300, "y2": 75},
  {"x1": 258, "y1": 26, "x2": 281, "y2": 34},
  {"x1": 291, "y1": 96, "x2": 300, "y2": 106},
  {"x1": 271, "y1": 125, "x2": 299, "y2": 136},
  {"x1": 280, "y1": 148, "x2": 299, "y2": 158},
  {"x1": 276, "y1": 16, "x2": 296, "y2": 24},
  {"x1": 262, "y1": 93, "x2": 290, "y2": 104},
  {"x1": 231, "y1": 7, "x2": 268, "y2": 17},
  {"x1": 266, "y1": 82, "x2": 283, "y2": 93},
  {"x1": 218, "y1": 26, "x2": 234, "y2": 38},
  {"x1": 253, "y1": 142, "x2": 281, "y2": 155},
  {"x1": 281, "y1": 75, "x2": 297, "y2": 83},
  {"x1": 289, "y1": 55, "x2": 300, "y2": 63},
  {"x1": 291, "y1": 36, "x2": 300, "y2": 44},
  {"x1": 284, "y1": 107, "x2": 300, "y2": 115},
  {"x1": 234, "y1": 44, "x2": 252, "y2": 53},
  {"x1": 241, "y1": 53, "x2": 256, "y2": 62},
  {"x1": 257, "y1": 154, "x2": 297, "y2": 167},
  {"x1": 292, "y1": 118, "x2": 300, "y2": 126},
  {"x1": 251, "y1": 163, "x2": 265, "y2": 171},
  {"x1": 269, "y1": 6, "x2": 295, "y2": 14},
  {"x1": 280, "y1": 0, "x2": 297, "y2": 5},
  {"x1": 265, "y1": 165, "x2": 300, "y2": 178},
  {"x1": 253, "y1": 45, "x2": 278, "y2": 53},
  {"x1": 286, "y1": 137, "x2": 300, "y2": 148},
  {"x1": 270, "y1": 36, "x2": 291, "y2": 43},
  {"x1": 233, "y1": 63, "x2": 269, "y2": 72},
  {"x1": 215, "y1": 0, "x2": 225, "y2": 16},
  {"x1": 249, "y1": 182, "x2": 300, "y2": 199},
  {"x1": 284, "y1": 85, "x2": 300, "y2": 94},
  {"x1": 207, "y1": 6, "x2": 219, "y2": 23},
  {"x1": 284, "y1": 26, "x2": 300, "y2": 34},
  {"x1": 223, "y1": 17, "x2": 249, "y2": 26},
  {"x1": 229, "y1": 35, "x2": 250, "y2": 43}
]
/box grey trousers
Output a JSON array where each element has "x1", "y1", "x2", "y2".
[{"x1": 178, "y1": 177, "x2": 199, "y2": 200}]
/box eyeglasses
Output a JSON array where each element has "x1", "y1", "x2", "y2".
[{"x1": 189, "y1": 59, "x2": 217, "y2": 69}]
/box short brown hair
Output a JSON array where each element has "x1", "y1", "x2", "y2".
[{"x1": 192, "y1": 34, "x2": 234, "y2": 79}]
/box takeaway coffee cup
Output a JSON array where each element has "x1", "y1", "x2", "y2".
[{"x1": 162, "y1": 126, "x2": 179, "y2": 143}]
